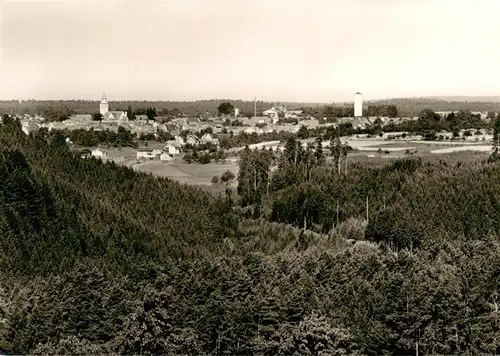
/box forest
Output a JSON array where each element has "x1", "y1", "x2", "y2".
[{"x1": 2, "y1": 113, "x2": 500, "y2": 355}]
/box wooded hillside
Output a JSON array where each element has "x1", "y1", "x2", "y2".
[{"x1": 2, "y1": 117, "x2": 500, "y2": 354}]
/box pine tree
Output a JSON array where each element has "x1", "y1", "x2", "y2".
[
  {"x1": 315, "y1": 136, "x2": 325, "y2": 165},
  {"x1": 127, "y1": 105, "x2": 133, "y2": 120}
]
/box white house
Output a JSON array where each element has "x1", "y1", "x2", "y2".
[
  {"x1": 263, "y1": 107, "x2": 279, "y2": 118},
  {"x1": 200, "y1": 133, "x2": 219, "y2": 146},
  {"x1": 91, "y1": 149, "x2": 107, "y2": 158},
  {"x1": 174, "y1": 135, "x2": 185, "y2": 146},
  {"x1": 286, "y1": 110, "x2": 303, "y2": 117},
  {"x1": 200, "y1": 132, "x2": 213, "y2": 141},
  {"x1": 186, "y1": 135, "x2": 199, "y2": 146},
  {"x1": 160, "y1": 152, "x2": 173, "y2": 161},
  {"x1": 165, "y1": 141, "x2": 181, "y2": 155},
  {"x1": 21, "y1": 121, "x2": 39, "y2": 136},
  {"x1": 244, "y1": 127, "x2": 257, "y2": 134}
]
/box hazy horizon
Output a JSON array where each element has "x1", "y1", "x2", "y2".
[{"x1": 1, "y1": 0, "x2": 499, "y2": 102}]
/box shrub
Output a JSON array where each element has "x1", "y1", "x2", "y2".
[
  {"x1": 220, "y1": 170, "x2": 235, "y2": 183},
  {"x1": 335, "y1": 217, "x2": 368, "y2": 241},
  {"x1": 199, "y1": 153, "x2": 211, "y2": 164}
]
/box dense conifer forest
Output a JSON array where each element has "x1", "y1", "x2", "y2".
[{"x1": 2, "y1": 115, "x2": 500, "y2": 354}]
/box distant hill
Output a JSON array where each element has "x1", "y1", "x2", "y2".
[
  {"x1": 365, "y1": 96, "x2": 500, "y2": 103},
  {"x1": 426, "y1": 96, "x2": 500, "y2": 103},
  {"x1": 365, "y1": 97, "x2": 500, "y2": 117}
]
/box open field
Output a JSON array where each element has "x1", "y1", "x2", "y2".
[
  {"x1": 345, "y1": 150, "x2": 491, "y2": 167},
  {"x1": 83, "y1": 136, "x2": 496, "y2": 186},
  {"x1": 78, "y1": 142, "x2": 240, "y2": 187},
  {"x1": 408, "y1": 139, "x2": 491, "y2": 145},
  {"x1": 431, "y1": 145, "x2": 494, "y2": 154},
  {"x1": 355, "y1": 146, "x2": 417, "y2": 152},
  {"x1": 129, "y1": 161, "x2": 239, "y2": 186},
  {"x1": 341, "y1": 136, "x2": 493, "y2": 157}
]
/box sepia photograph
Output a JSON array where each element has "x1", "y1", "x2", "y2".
[{"x1": 1, "y1": 0, "x2": 500, "y2": 354}]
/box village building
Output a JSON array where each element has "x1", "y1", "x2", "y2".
[
  {"x1": 174, "y1": 135, "x2": 185, "y2": 146},
  {"x1": 136, "y1": 148, "x2": 161, "y2": 159},
  {"x1": 21, "y1": 121, "x2": 40, "y2": 135},
  {"x1": 263, "y1": 107, "x2": 279, "y2": 118},
  {"x1": 185, "y1": 134, "x2": 199, "y2": 146},
  {"x1": 244, "y1": 127, "x2": 258, "y2": 135},
  {"x1": 300, "y1": 118, "x2": 320, "y2": 129},
  {"x1": 164, "y1": 141, "x2": 181, "y2": 155},
  {"x1": 241, "y1": 116, "x2": 273, "y2": 127},
  {"x1": 135, "y1": 115, "x2": 148, "y2": 122},
  {"x1": 285, "y1": 110, "x2": 304, "y2": 118},
  {"x1": 199, "y1": 133, "x2": 219, "y2": 146},
  {"x1": 186, "y1": 117, "x2": 201, "y2": 126},
  {"x1": 71, "y1": 114, "x2": 92, "y2": 122},
  {"x1": 263, "y1": 105, "x2": 287, "y2": 120},
  {"x1": 103, "y1": 111, "x2": 128, "y2": 121}
]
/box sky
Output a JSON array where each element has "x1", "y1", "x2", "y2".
[{"x1": 1, "y1": 0, "x2": 499, "y2": 102}]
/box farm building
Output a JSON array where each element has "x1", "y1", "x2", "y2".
[{"x1": 137, "y1": 149, "x2": 161, "y2": 159}]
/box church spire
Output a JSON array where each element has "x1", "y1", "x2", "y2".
[{"x1": 100, "y1": 92, "x2": 109, "y2": 116}]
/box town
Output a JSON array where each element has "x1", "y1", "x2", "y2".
[{"x1": 3, "y1": 92, "x2": 498, "y2": 186}]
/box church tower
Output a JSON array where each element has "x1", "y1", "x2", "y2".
[{"x1": 100, "y1": 92, "x2": 109, "y2": 116}]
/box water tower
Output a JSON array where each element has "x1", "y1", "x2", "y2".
[{"x1": 354, "y1": 92, "x2": 363, "y2": 118}]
